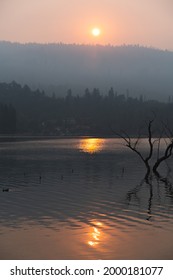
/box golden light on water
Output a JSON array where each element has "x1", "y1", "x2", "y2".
[
  {"x1": 87, "y1": 221, "x2": 104, "y2": 248},
  {"x1": 95, "y1": 222, "x2": 103, "y2": 226},
  {"x1": 88, "y1": 241, "x2": 96, "y2": 247},
  {"x1": 79, "y1": 138, "x2": 105, "y2": 154}
]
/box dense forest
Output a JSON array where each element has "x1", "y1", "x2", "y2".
[{"x1": 0, "y1": 81, "x2": 173, "y2": 136}]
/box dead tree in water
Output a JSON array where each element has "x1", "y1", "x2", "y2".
[
  {"x1": 118, "y1": 119, "x2": 173, "y2": 181},
  {"x1": 118, "y1": 120, "x2": 154, "y2": 180}
]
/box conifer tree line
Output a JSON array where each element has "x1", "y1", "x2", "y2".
[{"x1": 0, "y1": 81, "x2": 173, "y2": 135}]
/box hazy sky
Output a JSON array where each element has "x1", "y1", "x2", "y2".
[{"x1": 0, "y1": 0, "x2": 173, "y2": 50}]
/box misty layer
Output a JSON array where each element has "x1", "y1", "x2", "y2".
[{"x1": 0, "y1": 42, "x2": 173, "y2": 101}]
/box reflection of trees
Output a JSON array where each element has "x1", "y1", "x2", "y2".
[
  {"x1": 117, "y1": 118, "x2": 173, "y2": 219},
  {"x1": 126, "y1": 172, "x2": 173, "y2": 221}
]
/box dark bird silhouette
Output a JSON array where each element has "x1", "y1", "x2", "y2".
[{"x1": 2, "y1": 188, "x2": 9, "y2": 192}]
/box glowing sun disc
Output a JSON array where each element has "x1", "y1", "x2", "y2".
[{"x1": 92, "y1": 28, "x2": 101, "y2": 37}]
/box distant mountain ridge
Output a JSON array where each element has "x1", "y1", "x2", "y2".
[{"x1": 0, "y1": 41, "x2": 173, "y2": 100}]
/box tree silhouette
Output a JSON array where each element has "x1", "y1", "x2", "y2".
[{"x1": 118, "y1": 119, "x2": 173, "y2": 181}]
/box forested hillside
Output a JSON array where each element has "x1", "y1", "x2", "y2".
[{"x1": 1, "y1": 42, "x2": 173, "y2": 101}]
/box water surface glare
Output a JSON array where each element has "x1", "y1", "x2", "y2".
[{"x1": 0, "y1": 137, "x2": 173, "y2": 259}]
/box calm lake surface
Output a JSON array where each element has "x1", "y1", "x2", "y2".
[{"x1": 0, "y1": 137, "x2": 173, "y2": 260}]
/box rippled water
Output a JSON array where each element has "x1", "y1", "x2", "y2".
[{"x1": 0, "y1": 137, "x2": 173, "y2": 259}]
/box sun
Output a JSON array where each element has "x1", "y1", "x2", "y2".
[{"x1": 91, "y1": 27, "x2": 101, "y2": 37}]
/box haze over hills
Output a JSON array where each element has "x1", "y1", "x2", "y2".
[{"x1": 0, "y1": 41, "x2": 173, "y2": 101}]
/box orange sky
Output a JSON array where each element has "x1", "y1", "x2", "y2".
[{"x1": 0, "y1": 0, "x2": 173, "y2": 50}]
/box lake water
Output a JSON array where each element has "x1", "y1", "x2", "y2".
[{"x1": 0, "y1": 137, "x2": 173, "y2": 260}]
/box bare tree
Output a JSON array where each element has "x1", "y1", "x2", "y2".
[{"x1": 118, "y1": 119, "x2": 173, "y2": 181}]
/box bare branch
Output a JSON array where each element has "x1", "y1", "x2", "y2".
[
  {"x1": 117, "y1": 128, "x2": 150, "y2": 172},
  {"x1": 145, "y1": 120, "x2": 154, "y2": 163},
  {"x1": 115, "y1": 118, "x2": 172, "y2": 179},
  {"x1": 153, "y1": 140, "x2": 173, "y2": 173}
]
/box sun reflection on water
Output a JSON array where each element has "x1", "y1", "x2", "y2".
[
  {"x1": 87, "y1": 221, "x2": 104, "y2": 247},
  {"x1": 79, "y1": 138, "x2": 105, "y2": 154}
]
